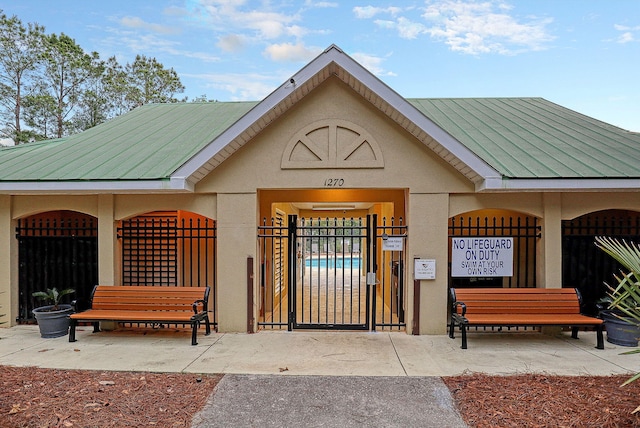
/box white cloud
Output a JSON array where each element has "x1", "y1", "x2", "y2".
[
  {"x1": 217, "y1": 34, "x2": 246, "y2": 52},
  {"x1": 193, "y1": 1, "x2": 303, "y2": 40},
  {"x1": 358, "y1": 0, "x2": 553, "y2": 55},
  {"x1": 351, "y1": 52, "x2": 396, "y2": 77},
  {"x1": 263, "y1": 43, "x2": 321, "y2": 62},
  {"x1": 287, "y1": 25, "x2": 308, "y2": 38},
  {"x1": 396, "y1": 16, "x2": 427, "y2": 39},
  {"x1": 614, "y1": 24, "x2": 640, "y2": 32},
  {"x1": 353, "y1": 6, "x2": 402, "y2": 19},
  {"x1": 108, "y1": 31, "x2": 220, "y2": 62},
  {"x1": 617, "y1": 32, "x2": 635, "y2": 44},
  {"x1": 120, "y1": 16, "x2": 180, "y2": 35},
  {"x1": 613, "y1": 24, "x2": 640, "y2": 43},
  {"x1": 188, "y1": 71, "x2": 282, "y2": 100},
  {"x1": 421, "y1": 0, "x2": 554, "y2": 55},
  {"x1": 305, "y1": 1, "x2": 338, "y2": 7}
]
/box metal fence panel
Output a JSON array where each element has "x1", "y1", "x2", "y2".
[{"x1": 17, "y1": 217, "x2": 98, "y2": 322}]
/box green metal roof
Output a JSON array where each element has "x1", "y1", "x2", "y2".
[
  {"x1": 0, "y1": 97, "x2": 639, "y2": 184},
  {"x1": 0, "y1": 102, "x2": 257, "y2": 181},
  {"x1": 408, "y1": 97, "x2": 640, "y2": 178}
]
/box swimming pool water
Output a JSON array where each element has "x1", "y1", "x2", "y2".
[{"x1": 304, "y1": 257, "x2": 361, "y2": 268}]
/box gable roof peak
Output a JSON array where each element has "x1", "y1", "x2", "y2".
[{"x1": 172, "y1": 44, "x2": 500, "y2": 189}]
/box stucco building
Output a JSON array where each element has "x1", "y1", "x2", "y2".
[{"x1": 1, "y1": 45, "x2": 639, "y2": 335}]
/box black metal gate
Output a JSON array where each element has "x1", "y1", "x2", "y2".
[
  {"x1": 373, "y1": 216, "x2": 407, "y2": 330},
  {"x1": 17, "y1": 216, "x2": 98, "y2": 322},
  {"x1": 292, "y1": 214, "x2": 371, "y2": 330},
  {"x1": 562, "y1": 210, "x2": 640, "y2": 316},
  {"x1": 258, "y1": 214, "x2": 407, "y2": 331}
]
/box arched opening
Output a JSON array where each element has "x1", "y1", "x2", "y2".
[
  {"x1": 449, "y1": 209, "x2": 541, "y2": 289},
  {"x1": 562, "y1": 209, "x2": 640, "y2": 315},
  {"x1": 16, "y1": 211, "x2": 98, "y2": 322},
  {"x1": 117, "y1": 210, "x2": 217, "y2": 327}
]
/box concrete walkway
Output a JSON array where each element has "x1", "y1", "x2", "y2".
[{"x1": 1, "y1": 325, "x2": 639, "y2": 427}]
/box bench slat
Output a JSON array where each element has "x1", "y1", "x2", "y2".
[
  {"x1": 456, "y1": 288, "x2": 577, "y2": 294},
  {"x1": 71, "y1": 309, "x2": 197, "y2": 322},
  {"x1": 463, "y1": 314, "x2": 603, "y2": 325},
  {"x1": 69, "y1": 285, "x2": 212, "y2": 345},
  {"x1": 88, "y1": 303, "x2": 204, "y2": 312},
  {"x1": 92, "y1": 297, "x2": 203, "y2": 306},
  {"x1": 449, "y1": 287, "x2": 604, "y2": 350}
]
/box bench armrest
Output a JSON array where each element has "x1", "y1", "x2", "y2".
[
  {"x1": 192, "y1": 299, "x2": 207, "y2": 315},
  {"x1": 453, "y1": 301, "x2": 467, "y2": 317}
]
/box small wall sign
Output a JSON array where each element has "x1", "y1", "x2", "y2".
[
  {"x1": 415, "y1": 259, "x2": 436, "y2": 280},
  {"x1": 382, "y1": 237, "x2": 403, "y2": 251}
]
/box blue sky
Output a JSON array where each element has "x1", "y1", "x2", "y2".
[{"x1": 4, "y1": 0, "x2": 640, "y2": 131}]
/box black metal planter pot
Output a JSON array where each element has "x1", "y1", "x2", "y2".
[
  {"x1": 32, "y1": 305, "x2": 74, "y2": 338},
  {"x1": 601, "y1": 310, "x2": 640, "y2": 347}
]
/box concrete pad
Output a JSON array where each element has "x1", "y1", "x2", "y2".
[
  {"x1": 0, "y1": 325, "x2": 222, "y2": 372},
  {"x1": 392, "y1": 330, "x2": 640, "y2": 377},
  {"x1": 191, "y1": 374, "x2": 466, "y2": 428},
  {"x1": 186, "y1": 331, "x2": 407, "y2": 376},
  {"x1": 2, "y1": 326, "x2": 639, "y2": 378}
]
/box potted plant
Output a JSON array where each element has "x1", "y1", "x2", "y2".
[
  {"x1": 595, "y1": 236, "x2": 640, "y2": 347},
  {"x1": 598, "y1": 296, "x2": 640, "y2": 347},
  {"x1": 32, "y1": 287, "x2": 75, "y2": 338},
  {"x1": 595, "y1": 236, "x2": 640, "y2": 396}
]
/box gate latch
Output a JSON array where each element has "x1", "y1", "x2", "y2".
[{"x1": 366, "y1": 272, "x2": 379, "y2": 285}]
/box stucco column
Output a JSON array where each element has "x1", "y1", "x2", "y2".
[
  {"x1": 542, "y1": 193, "x2": 562, "y2": 289},
  {"x1": 216, "y1": 193, "x2": 256, "y2": 332},
  {"x1": 98, "y1": 194, "x2": 117, "y2": 285},
  {"x1": 0, "y1": 195, "x2": 15, "y2": 326},
  {"x1": 408, "y1": 193, "x2": 449, "y2": 334}
]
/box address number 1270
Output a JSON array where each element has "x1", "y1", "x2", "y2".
[{"x1": 324, "y1": 178, "x2": 344, "y2": 187}]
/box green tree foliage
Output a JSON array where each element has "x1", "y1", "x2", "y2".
[
  {"x1": 22, "y1": 88, "x2": 57, "y2": 140},
  {"x1": 101, "y1": 56, "x2": 134, "y2": 118},
  {"x1": 0, "y1": 12, "x2": 45, "y2": 143},
  {"x1": 41, "y1": 33, "x2": 103, "y2": 138},
  {"x1": 0, "y1": 11, "x2": 187, "y2": 142},
  {"x1": 124, "y1": 55, "x2": 186, "y2": 107}
]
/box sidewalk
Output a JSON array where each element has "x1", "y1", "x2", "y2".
[
  {"x1": 1, "y1": 325, "x2": 637, "y2": 376},
  {"x1": 1, "y1": 325, "x2": 638, "y2": 427}
]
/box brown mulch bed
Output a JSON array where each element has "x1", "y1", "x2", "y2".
[
  {"x1": 443, "y1": 373, "x2": 640, "y2": 427},
  {"x1": 0, "y1": 366, "x2": 221, "y2": 427},
  {"x1": 2, "y1": 366, "x2": 640, "y2": 427}
]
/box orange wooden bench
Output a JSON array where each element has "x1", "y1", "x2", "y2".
[
  {"x1": 449, "y1": 287, "x2": 604, "y2": 350},
  {"x1": 69, "y1": 285, "x2": 211, "y2": 345}
]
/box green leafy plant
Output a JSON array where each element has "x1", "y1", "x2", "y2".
[
  {"x1": 32, "y1": 288, "x2": 75, "y2": 311},
  {"x1": 595, "y1": 236, "x2": 640, "y2": 393}
]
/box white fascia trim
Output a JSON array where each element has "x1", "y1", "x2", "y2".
[
  {"x1": 172, "y1": 48, "x2": 341, "y2": 182},
  {"x1": 479, "y1": 177, "x2": 640, "y2": 191},
  {"x1": 323, "y1": 49, "x2": 502, "y2": 183},
  {"x1": 172, "y1": 45, "x2": 503, "y2": 186},
  {"x1": 0, "y1": 178, "x2": 194, "y2": 194}
]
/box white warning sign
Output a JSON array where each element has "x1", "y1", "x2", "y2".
[{"x1": 451, "y1": 237, "x2": 513, "y2": 277}]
